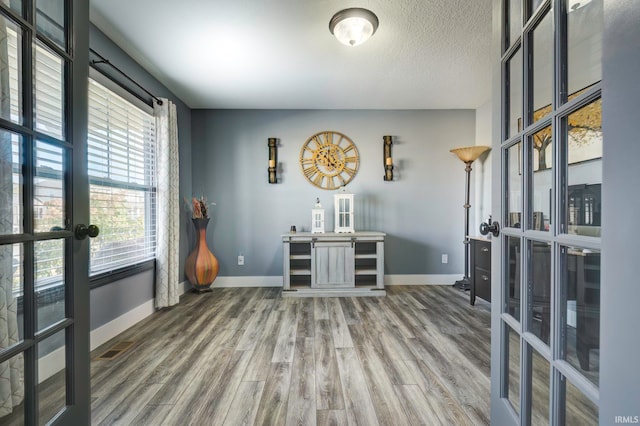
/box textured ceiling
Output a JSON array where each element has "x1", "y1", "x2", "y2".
[{"x1": 89, "y1": 0, "x2": 493, "y2": 110}]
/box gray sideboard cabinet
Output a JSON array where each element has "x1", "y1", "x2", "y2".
[{"x1": 282, "y1": 232, "x2": 386, "y2": 297}]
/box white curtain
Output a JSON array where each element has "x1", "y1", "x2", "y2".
[
  {"x1": 154, "y1": 98, "x2": 180, "y2": 308},
  {"x1": 0, "y1": 18, "x2": 24, "y2": 418}
]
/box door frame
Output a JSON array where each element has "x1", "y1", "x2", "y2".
[{"x1": 68, "y1": 0, "x2": 90, "y2": 423}]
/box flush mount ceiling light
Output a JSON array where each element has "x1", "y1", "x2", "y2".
[{"x1": 329, "y1": 8, "x2": 379, "y2": 47}]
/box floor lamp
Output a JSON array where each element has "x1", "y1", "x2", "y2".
[{"x1": 450, "y1": 145, "x2": 491, "y2": 290}]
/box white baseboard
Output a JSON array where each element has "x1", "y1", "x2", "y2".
[
  {"x1": 91, "y1": 280, "x2": 192, "y2": 351},
  {"x1": 187, "y1": 274, "x2": 459, "y2": 288},
  {"x1": 90, "y1": 299, "x2": 155, "y2": 352},
  {"x1": 209, "y1": 276, "x2": 284, "y2": 288},
  {"x1": 385, "y1": 274, "x2": 460, "y2": 285},
  {"x1": 38, "y1": 346, "x2": 66, "y2": 384}
]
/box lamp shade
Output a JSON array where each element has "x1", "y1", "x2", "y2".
[
  {"x1": 450, "y1": 145, "x2": 491, "y2": 163},
  {"x1": 329, "y1": 8, "x2": 379, "y2": 47}
]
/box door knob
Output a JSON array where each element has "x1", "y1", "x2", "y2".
[
  {"x1": 75, "y1": 224, "x2": 100, "y2": 240},
  {"x1": 480, "y1": 220, "x2": 500, "y2": 237}
]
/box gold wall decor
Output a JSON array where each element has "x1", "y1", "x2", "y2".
[{"x1": 299, "y1": 131, "x2": 359, "y2": 190}]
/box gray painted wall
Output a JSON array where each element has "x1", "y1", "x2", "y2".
[
  {"x1": 600, "y1": 0, "x2": 640, "y2": 421},
  {"x1": 88, "y1": 25, "x2": 192, "y2": 330},
  {"x1": 474, "y1": 100, "x2": 493, "y2": 234},
  {"x1": 190, "y1": 109, "x2": 476, "y2": 278}
]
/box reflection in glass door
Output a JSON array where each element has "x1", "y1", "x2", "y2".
[
  {"x1": 495, "y1": 0, "x2": 602, "y2": 424},
  {"x1": 0, "y1": 1, "x2": 89, "y2": 424}
]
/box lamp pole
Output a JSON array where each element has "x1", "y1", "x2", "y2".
[
  {"x1": 454, "y1": 161, "x2": 473, "y2": 290},
  {"x1": 449, "y1": 145, "x2": 490, "y2": 291}
]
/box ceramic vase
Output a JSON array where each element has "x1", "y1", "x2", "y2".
[{"x1": 185, "y1": 218, "x2": 219, "y2": 292}]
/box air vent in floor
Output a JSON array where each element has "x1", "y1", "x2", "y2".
[{"x1": 96, "y1": 340, "x2": 134, "y2": 360}]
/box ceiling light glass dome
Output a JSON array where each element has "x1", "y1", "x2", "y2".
[{"x1": 329, "y1": 8, "x2": 379, "y2": 47}]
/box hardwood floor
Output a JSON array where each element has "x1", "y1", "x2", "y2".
[
  {"x1": 17, "y1": 285, "x2": 495, "y2": 425},
  {"x1": 88, "y1": 286, "x2": 491, "y2": 425}
]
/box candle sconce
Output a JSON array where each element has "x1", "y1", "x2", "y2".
[
  {"x1": 383, "y1": 135, "x2": 393, "y2": 181},
  {"x1": 268, "y1": 137, "x2": 278, "y2": 184}
]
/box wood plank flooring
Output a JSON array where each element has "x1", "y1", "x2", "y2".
[
  {"x1": 90, "y1": 286, "x2": 491, "y2": 425},
  {"x1": 24, "y1": 286, "x2": 496, "y2": 425}
]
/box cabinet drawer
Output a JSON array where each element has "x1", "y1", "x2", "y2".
[
  {"x1": 474, "y1": 266, "x2": 491, "y2": 302},
  {"x1": 473, "y1": 241, "x2": 491, "y2": 268}
]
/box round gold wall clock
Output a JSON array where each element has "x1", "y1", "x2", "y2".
[{"x1": 299, "y1": 131, "x2": 360, "y2": 190}]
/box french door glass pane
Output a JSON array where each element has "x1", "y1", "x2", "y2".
[
  {"x1": 528, "y1": 0, "x2": 544, "y2": 19},
  {"x1": 507, "y1": 0, "x2": 522, "y2": 49},
  {"x1": 566, "y1": 98, "x2": 602, "y2": 235},
  {"x1": 563, "y1": 375, "x2": 598, "y2": 425},
  {"x1": 0, "y1": 243, "x2": 24, "y2": 348},
  {"x1": 562, "y1": 245, "x2": 600, "y2": 385},
  {"x1": 1, "y1": 130, "x2": 22, "y2": 235},
  {"x1": 34, "y1": 140, "x2": 64, "y2": 233},
  {"x1": 0, "y1": 352, "x2": 25, "y2": 423},
  {"x1": 507, "y1": 50, "x2": 522, "y2": 139},
  {"x1": 506, "y1": 236, "x2": 521, "y2": 320},
  {"x1": 37, "y1": 329, "x2": 67, "y2": 425},
  {"x1": 506, "y1": 324, "x2": 521, "y2": 413},
  {"x1": 530, "y1": 347, "x2": 550, "y2": 425},
  {"x1": 531, "y1": 12, "x2": 553, "y2": 123},
  {"x1": 505, "y1": 142, "x2": 522, "y2": 227},
  {"x1": 0, "y1": 14, "x2": 22, "y2": 124},
  {"x1": 1, "y1": 0, "x2": 22, "y2": 16},
  {"x1": 35, "y1": 238, "x2": 65, "y2": 331},
  {"x1": 567, "y1": 0, "x2": 602, "y2": 95},
  {"x1": 34, "y1": 42, "x2": 64, "y2": 140},
  {"x1": 36, "y1": 0, "x2": 66, "y2": 48},
  {"x1": 530, "y1": 126, "x2": 551, "y2": 231},
  {"x1": 528, "y1": 240, "x2": 551, "y2": 345}
]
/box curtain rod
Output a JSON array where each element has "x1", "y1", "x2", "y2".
[{"x1": 89, "y1": 48, "x2": 163, "y2": 106}]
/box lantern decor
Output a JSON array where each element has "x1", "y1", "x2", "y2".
[
  {"x1": 334, "y1": 189, "x2": 354, "y2": 233},
  {"x1": 184, "y1": 196, "x2": 219, "y2": 292},
  {"x1": 311, "y1": 198, "x2": 325, "y2": 233}
]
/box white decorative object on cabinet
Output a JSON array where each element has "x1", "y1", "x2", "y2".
[
  {"x1": 282, "y1": 232, "x2": 385, "y2": 297},
  {"x1": 311, "y1": 198, "x2": 325, "y2": 234},
  {"x1": 334, "y1": 191, "x2": 354, "y2": 233}
]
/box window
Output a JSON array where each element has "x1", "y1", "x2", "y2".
[{"x1": 87, "y1": 77, "x2": 157, "y2": 276}]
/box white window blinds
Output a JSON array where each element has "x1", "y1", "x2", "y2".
[{"x1": 87, "y1": 78, "x2": 157, "y2": 276}]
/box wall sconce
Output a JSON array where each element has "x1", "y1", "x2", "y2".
[
  {"x1": 268, "y1": 137, "x2": 278, "y2": 184},
  {"x1": 383, "y1": 135, "x2": 393, "y2": 181}
]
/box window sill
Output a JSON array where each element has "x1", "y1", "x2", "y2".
[{"x1": 89, "y1": 259, "x2": 156, "y2": 289}]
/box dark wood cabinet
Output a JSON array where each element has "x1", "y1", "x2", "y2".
[{"x1": 470, "y1": 238, "x2": 491, "y2": 305}]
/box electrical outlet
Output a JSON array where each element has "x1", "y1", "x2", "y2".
[
  {"x1": 441, "y1": 254, "x2": 448, "y2": 264},
  {"x1": 238, "y1": 255, "x2": 244, "y2": 266}
]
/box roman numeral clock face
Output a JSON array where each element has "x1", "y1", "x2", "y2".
[{"x1": 299, "y1": 131, "x2": 360, "y2": 190}]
